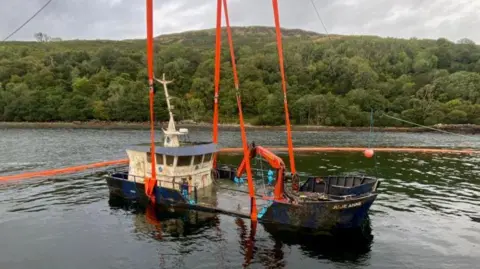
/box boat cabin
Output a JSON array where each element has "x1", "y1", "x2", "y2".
[
  {"x1": 120, "y1": 74, "x2": 219, "y2": 193},
  {"x1": 125, "y1": 142, "x2": 218, "y2": 192}
]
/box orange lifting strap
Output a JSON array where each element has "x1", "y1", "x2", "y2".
[
  {"x1": 212, "y1": 0, "x2": 223, "y2": 168},
  {"x1": 145, "y1": 0, "x2": 157, "y2": 203},
  {"x1": 221, "y1": 0, "x2": 257, "y2": 220},
  {"x1": 271, "y1": 0, "x2": 297, "y2": 175}
]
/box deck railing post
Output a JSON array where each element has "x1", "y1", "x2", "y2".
[{"x1": 194, "y1": 185, "x2": 198, "y2": 203}]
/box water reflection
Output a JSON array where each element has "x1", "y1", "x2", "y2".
[
  {"x1": 108, "y1": 195, "x2": 375, "y2": 268},
  {"x1": 234, "y1": 218, "x2": 258, "y2": 268},
  {"x1": 108, "y1": 196, "x2": 220, "y2": 238},
  {"x1": 262, "y1": 218, "x2": 373, "y2": 264}
]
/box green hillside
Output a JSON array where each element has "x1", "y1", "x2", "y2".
[{"x1": 1, "y1": 26, "x2": 479, "y2": 126}]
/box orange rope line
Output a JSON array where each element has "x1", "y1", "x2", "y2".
[
  {"x1": 271, "y1": 0, "x2": 296, "y2": 175},
  {"x1": 222, "y1": 0, "x2": 257, "y2": 221},
  {"x1": 212, "y1": 0, "x2": 223, "y2": 168},
  {"x1": 145, "y1": 0, "x2": 156, "y2": 203}
]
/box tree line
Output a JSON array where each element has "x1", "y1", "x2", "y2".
[{"x1": 1, "y1": 26, "x2": 479, "y2": 127}]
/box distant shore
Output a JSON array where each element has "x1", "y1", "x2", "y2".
[{"x1": 1, "y1": 121, "x2": 480, "y2": 134}]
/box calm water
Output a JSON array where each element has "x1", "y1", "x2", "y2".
[{"x1": 1, "y1": 127, "x2": 480, "y2": 269}]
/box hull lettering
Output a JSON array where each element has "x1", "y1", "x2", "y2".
[{"x1": 332, "y1": 201, "x2": 362, "y2": 210}]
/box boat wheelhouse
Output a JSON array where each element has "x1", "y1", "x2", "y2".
[
  {"x1": 106, "y1": 74, "x2": 218, "y2": 204},
  {"x1": 123, "y1": 142, "x2": 217, "y2": 192}
]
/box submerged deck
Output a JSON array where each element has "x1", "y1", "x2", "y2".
[
  {"x1": 106, "y1": 166, "x2": 275, "y2": 219},
  {"x1": 191, "y1": 180, "x2": 273, "y2": 218},
  {"x1": 106, "y1": 165, "x2": 378, "y2": 230}
]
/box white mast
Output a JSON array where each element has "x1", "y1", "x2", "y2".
[{"x1": 155, "y1": 73, "x2": 187, "y2": 147}]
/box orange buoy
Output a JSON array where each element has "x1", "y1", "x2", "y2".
[{"x1": 364, "y1": 149, "x2": 374, "y2": 158}]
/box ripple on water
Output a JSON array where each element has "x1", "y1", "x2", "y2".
[
  {"x1": 0, "y1": 162, "x2": 48, "y2": 174},
  {"x1": 2, "y1": 173, "x2": 108, "y2": 214},
  {"x1": 1, "y1": 129, "x2": 480, "y2": 268}
]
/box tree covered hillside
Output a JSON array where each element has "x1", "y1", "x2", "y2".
[{"x1": 1, "y1": 26, "x2": 480, "y2": 126}]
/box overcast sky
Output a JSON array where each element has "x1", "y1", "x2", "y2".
[{"x1": 1, "y1": 0, "x2": 479, "y2": 43}]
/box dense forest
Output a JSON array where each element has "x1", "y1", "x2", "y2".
[{"x1": 1, "y1": 26, "x2": 480, "y2": 127}]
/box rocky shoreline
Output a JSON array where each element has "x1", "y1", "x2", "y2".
[{"x1": 1, "y1": 121, "x2": 480, "y2": 134}]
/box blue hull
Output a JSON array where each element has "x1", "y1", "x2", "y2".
[
  {"x1": 106, "y1": 175, "x2": 376, "y2": 231},
  {"x1": 106, "y1": 177, "x2": 188, "y2": 206},
  {"x1": 259, "y1": 195, "x2": 376, "y2": 230}
]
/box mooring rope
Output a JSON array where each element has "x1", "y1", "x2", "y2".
[
  {"x1": 381, "y1": 113, "x2": 480, "y2": 140},
  {"x1": 368, "y1": 109, "x2": 381, "y2": 178},
  {"x1": 257, "y1": 156, "x2": 268, "y2": 196},
  {"x1": 368, "y1": 108, "x2": 375, "y2": 149}
]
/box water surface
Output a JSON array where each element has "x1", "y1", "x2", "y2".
[{"x1": 0, "y1": 127, "x2": 479, "y2": 269}]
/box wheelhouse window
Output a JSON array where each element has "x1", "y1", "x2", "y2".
[
  {"x1": 193, "y1": 155, "x2": 203, "y2": 165},
  {"x1": 147, "y1": 152, "x2": 164, "y2": 165},
  {"x1": 166, "y1": 155, "x2": 175, "y2": 166},
  {"x1": 156, "y1": 154, "x2": 164, "y2": 165},
  {"x1": 203, "y1": 153, "x2": 212, "y2": 162},
  {"x1": 177, "y1": 156, "x2": 192, "y2": 167}
]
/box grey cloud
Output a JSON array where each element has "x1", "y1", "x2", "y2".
[{"x1": 0, "y1": 0, "x2": 478, "y2": 42}]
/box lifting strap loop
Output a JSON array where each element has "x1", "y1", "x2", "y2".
[
  {"x1": 223, "y1": 0, "x2": 257, "y2": 221},
  {"x1": 212, "y1": 0, "x2": 223, "y2": 169},
  {"x1": 145, "y1": 0, "x2": 157, "y2": 203},
  {"x1": 271, "y1": 0, "x2": 296, "y2": 176}
]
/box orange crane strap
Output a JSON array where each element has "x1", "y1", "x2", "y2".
[
  {"x1": 271, "y1": 0, "x2": 296, "y2": 175},
  {"x1": 223, "y1": 0, "x2": 257, "y2": 220},
  {"x1": 145, "y1": 0, "x2": 156, "y2": 203},
  {"x1": 212, "y1": 0, "x2": 223, "y2": 169}
]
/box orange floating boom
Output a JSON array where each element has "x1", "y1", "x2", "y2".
[
  {"x1": 1, "y1": 147, "x2": 478, "y2": 182},
  {"x1": 0, "y1": 159, "x2": 128, "y2": 181},
  {"x1": 219, "y1": 147, "x2": 480, "y2": 154},
  {"x1": 222, "y1": 0, "x2": 257, "y2": 221}
]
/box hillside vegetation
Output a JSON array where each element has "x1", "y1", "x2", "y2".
[{"x1": 1, "y1": 26, "x2": 480, "y2": 127}]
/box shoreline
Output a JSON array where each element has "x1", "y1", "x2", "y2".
[{"x1": 1, "y1": 121, "x2": 480, "y2": 134}]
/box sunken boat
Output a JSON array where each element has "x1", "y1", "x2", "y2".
[
  {"x1": 216, "y1": 144, "x2": 380, "y2": 231},
  {"x1": 105, "y1": 75, "x2": 379, "y2": 232},
  {"x1": 105, "y1": 74, "x2": 219, "y2": 208}
]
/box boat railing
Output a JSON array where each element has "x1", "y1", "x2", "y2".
[
  {"x1": 109, "y1": 170, "x2": 204, "y2": 189},
  {"x1": 105, "y1": 165, "x2": 128, "y2": 174},
  {"x1": 297, "y1": 175, "x2": 378, "y2": 200}
]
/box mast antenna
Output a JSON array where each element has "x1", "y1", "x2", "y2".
[
  {"x1": 155, "y1": 74, "x2": 182, "y2": 147},
  {"x1": 155, "y1": 73, "x2": 175, "y2": 119}
]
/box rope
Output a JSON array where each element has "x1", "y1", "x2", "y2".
[
  {"x1": 258, "y1": 156, "x2": 267, "y2": 195},
  {"x1": 309, "y1": 0, "x2": 332, "y2": 42},
  {"x1": 381, "y1": 113, "x2": 480, "y2": 140},
  {"x1": 308, "y1": 0, "x2": 336, "y2": 77},
  {"x1": 2, "y1": 0, "x2": 54, "y2": 41},
  {"x1": 367, "y1": 108, "x2": 374, "y2": 148},
  {"x1": 367, "y1": 109, "x2": 381, "y2": 178}
]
